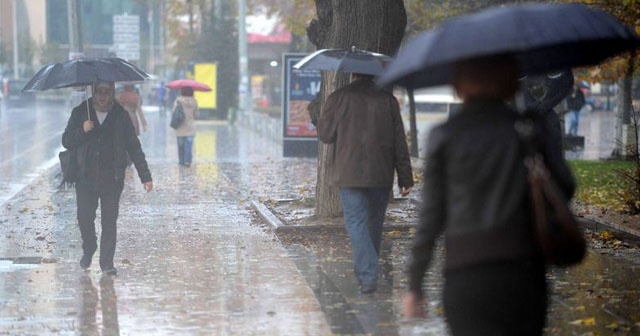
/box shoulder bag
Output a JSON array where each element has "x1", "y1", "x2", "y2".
[
  {"x1": 170, "y1": 101, "x2": 185, "y2": 129},
  {"x1": 515, "y1": 115, "x2": 587, "y2": 267},
  {"x1": 58, "y1": 149, "x2": 77, "y2": 188}
]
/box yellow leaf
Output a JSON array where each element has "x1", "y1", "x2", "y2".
[
  {"x1": 575, "y1": 305, "x2": 586, "y2": 312},
  {"x1": 605, "y1": 322, "x2": 619, "y2": 330},
  {"x1": 569, "y1": 317, "x2": 596, "y2": 326}
]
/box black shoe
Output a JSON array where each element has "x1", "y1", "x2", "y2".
[
  {"x1": 80, "y1": 255, "x2": 92, "y2": 270},
  {"x1": 359, "y1": 283, "x2": 377, "y2": 294},
  {"x1": 102, "y1": 268, "x2": 118, "y2": 277}
]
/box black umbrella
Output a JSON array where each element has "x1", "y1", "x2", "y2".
[
  {"x1": 22, "y1": 57, "x2": 149, "y2": 92},
  {"x1": 377, "y1": 3, "x2": 640, "y2": 89},
  {"x1": 293, "y1": 46, "x2": 392, "y2": 75}
]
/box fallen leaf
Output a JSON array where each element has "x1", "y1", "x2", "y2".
[
  {"x1": 569, "y1": 317, "x2": 596, "y2": 326},
  {"x1": 604, "y1": 322, "x2": 619, "y2": 330}
]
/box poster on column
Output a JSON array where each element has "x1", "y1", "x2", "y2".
[{"x1": 283, "y1": 53, "x2": 321, "y2": 138}]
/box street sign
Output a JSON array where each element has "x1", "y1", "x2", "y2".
[{"x1": 113, "y1": 14, "x2": 140, "y2": 61}]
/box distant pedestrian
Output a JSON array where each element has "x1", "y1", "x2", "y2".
[
  {"x1": 518, "y1": 69, "x2": 575, "y2": 152},
  {"x1": 565, "y1": 83, "x2": 585, "y2": 136},
  {"x1": 402, "y1": 56, "x2": 576, "y2": 335},
  {"x1": 62, "y1": 81, "x2": 154, "y2": 276},
  {"x1": 318, "y1": 73, "x2": 414, "y2": 294},
  {"x1": 116, "y1": 84, "x2": 147, "y2": 136},
  {"x1": 157, "y1": 82, "x2": 166, "y2": 115},
  {"x1": 172, "y1": 86, "x2": 199, "y2": 167}
]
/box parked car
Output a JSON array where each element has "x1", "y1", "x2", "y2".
[
  {"x1": 412, "y1": 86, "x2": 462, "y2": 116},
  {"x1": 2, "y1": 78, "x2": 36, "y2": 108}
]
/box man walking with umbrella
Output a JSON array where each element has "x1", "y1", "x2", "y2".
[
  {"x1": 317, "y1": 72, "x2": 414, "y2": 294},
  {"x1": 62, "y1": 81, "x2": 153, "y2": 276}
]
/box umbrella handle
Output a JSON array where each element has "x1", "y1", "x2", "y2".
[{"x1": 85, "y1": 86, "x2": 90, "y2": 121}]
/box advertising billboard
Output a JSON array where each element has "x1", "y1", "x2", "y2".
[
  {"x1": 194, "y1": 63, "x2": 217, "y2": 110},
  {"x1": 282, "y1": 53, "x2": 321, "y2": 157},
  {"x1": 283, "y1": 54, "x2": 321, "y2": 138}
]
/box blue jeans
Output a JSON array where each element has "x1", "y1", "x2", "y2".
[
  {"x1": 568, "y1": 109, "x2": 580, "y2": 135},
  {"x1": 177, "y1": 136, "x2": 194, "y2": 165},
  {"x1": 339, "y1": 187, "x2": 390, "y2": 286}
]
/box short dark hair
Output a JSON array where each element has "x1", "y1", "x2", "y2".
[
  {"x1": 452, "y1": 55, "x2": 519, "y2": 100},
  {"x1": 181, "y1": 87, "x2": 194, "y2": 96},
  {"x1": 352, "y1": 73, "x2": 374, "y2": 81}
]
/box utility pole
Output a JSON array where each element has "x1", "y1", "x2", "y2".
[
  {"x1": 149, "y1": 7, "x2": 154, "y2": 74},
  {"x1": 12, "y1": 0, "x2": 18, "y2": 79},
  {"x1": 67, "y1": 0, "x2": 84, "y2": 107},
  {"x1": 238, "y1": 0, "x2": 251, "y2": 114},
  {"x1": 187, "y1": 0, "x2": 193, "y2": 35},
  {"x1": 67, "y1": 0, "x2": 83, "y2": 59},
  {"x1": 159, "y1": 0, "x2": 165, "y2": 78}
]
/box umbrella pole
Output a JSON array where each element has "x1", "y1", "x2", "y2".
[{"x1": 85, "y1": 86, "x2": 90, "y2": 121}]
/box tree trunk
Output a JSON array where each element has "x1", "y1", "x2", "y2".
[
  {"x1": 613, "y1": 52, "x2": 636, "y2": 158},
  {"x1": 307, "y1": 0, "x2": 407, "y2": 218}
]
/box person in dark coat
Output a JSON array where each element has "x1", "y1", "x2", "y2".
[
  {"x1": 565, "y1": 83, "x2": 585, "y2": 136},
  {"x1": 402, "y1": 56, "x2": 576, "y2": 335},
  {"x1": 318, "y1": 73, "x2": 414, "y2": 294},
  {"x1": 517, "y1": 69, "x2": 575, "y2": 152},
  {"x1": 62, "y1": 81, "x2": 153, "y2": 276}
]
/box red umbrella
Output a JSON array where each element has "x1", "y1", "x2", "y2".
[{"x1": 165, "y1": 79, "x2": 212, "y2": 92}]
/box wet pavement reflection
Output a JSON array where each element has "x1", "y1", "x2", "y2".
[
  {"x1": 0, "y1": 100, "x2": 69, "y2": 204},
  {"x1": 0, "y1": 104, "x2": 638, "y2": 335}
]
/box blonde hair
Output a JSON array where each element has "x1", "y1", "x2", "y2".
[{"x1": 452, "y1": 55, "x2": 519, "y2": 101}]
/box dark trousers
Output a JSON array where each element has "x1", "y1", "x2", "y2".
[
  {"x1": 443, "y1": 261, "x2": 548, "y2": 336},
  {"x1": 76, "y1": 179, "x2": 124, "y2": 271}
]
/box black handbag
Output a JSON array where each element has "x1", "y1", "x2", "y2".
[
  {"x1": 170, "y1": 102, "x2": 185, "y2": 129},
  {"x1": 58, "y1": 149, "x2": 77, "y2": 187},
  {"x1": 516, "y1": 116, "x2": 587, "y2": 267}
]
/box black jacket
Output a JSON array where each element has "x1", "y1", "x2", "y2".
[
  {"x1": 566, "y1": 89, "x2": 585, "y2": 111},
  {"x1": 407, "y1": 99, "x2": 575, "y2": 293},
  {"x1": 62, "y1": 98, "x2": 152, "y2": 184}
]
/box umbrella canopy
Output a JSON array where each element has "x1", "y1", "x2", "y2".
[
  {"x1": 377, "y1": 3, "x2": 640, "y2": 89},
  {"x1": 22, "y1": 57, "x2": 149, "y2": 92},
  {"x1": 165, "y1": 79, "x2": 212, "y2": 92},
  {"x1": 293, "y1": 46, "x2": 392, "y2": 75}
]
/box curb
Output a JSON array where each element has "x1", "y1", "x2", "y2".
[
  {"x1": 252, "y1": 192, "x2": 639, "y2": 243},
  {"x1": 578, "y1": 216, "x2": 640, "y2": 243},
  {"x1": 250, "y1": 200, "x2": 415, "y2": 233},
  {"x1": 250, "y1": 200, "x2": 285, "y2": 230}
]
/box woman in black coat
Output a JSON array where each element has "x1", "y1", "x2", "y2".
[{"x1": 402, "y1": 56, "x2": 576, "y2": 335}]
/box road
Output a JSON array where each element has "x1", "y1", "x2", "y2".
[{"x1": 0, "y1": 100, "x2": 69, "y2": 205}]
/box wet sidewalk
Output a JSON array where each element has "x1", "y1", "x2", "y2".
[
  {"x1": 0, "y1": 108, "x2": 639, "y2": 335},
  {"x1": 0, "y1": 111, "x2": 332, "y2": 335}
]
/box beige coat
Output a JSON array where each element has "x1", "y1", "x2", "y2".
[
  {"x1": 117, "y1": 89, "x2": 146, "y2": 136},
  {"x1": 172, "y1": 95, "x2": 198, "y2": 137}
]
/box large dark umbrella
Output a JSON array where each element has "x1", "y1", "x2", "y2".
[
  {"x1": 377, "y1": 3, "x2": 640, "y2": 89},
  {"x1": 22, "y1": 57, "x2": 149, "y2": 120},
  {"x1": 293, "y1": 46, "x2": 392, "y2": 75},
  {"x1": 22, "y1": 57, "x2": 149, "y2": 92}
]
